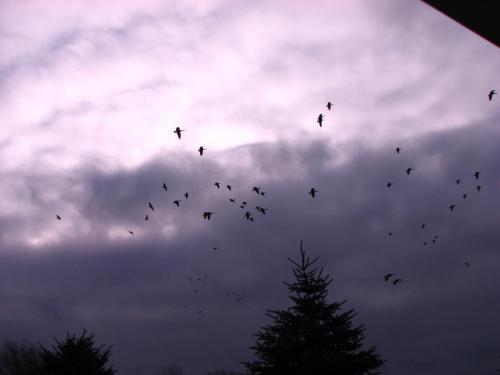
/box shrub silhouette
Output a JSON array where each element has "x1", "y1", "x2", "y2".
[
  {"x1": 0, "y1": 341, "x2": 43, "y2": 375},
  {"x1": 39, "y1": 329, "x2": 115, "y2": 375},
  {"x1": 243, "y1": 241, "x2": 384, "y2": 375}
]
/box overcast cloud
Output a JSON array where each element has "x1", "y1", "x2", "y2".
[{"x1": 1, "y1": 0, "x2": 499, "y2": 374}]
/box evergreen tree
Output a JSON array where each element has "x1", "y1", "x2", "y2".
[
  {"x1": 0, "y1": 341, "x2": 43, "y2": 375},
  {"x1": 243, "y1": 241, "x2": 384, "y2": 375},
  {"x1": 39, "y1": 329, "x2": 115, "y2": 375}
]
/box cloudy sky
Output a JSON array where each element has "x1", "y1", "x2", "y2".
[{"x1": 1, "y1": 0, "x2": 499, "y2": 373}]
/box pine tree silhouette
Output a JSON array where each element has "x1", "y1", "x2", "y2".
[
  {"x1": 243, "y1": 241, "x2": 384, "y2": 375},
  {"x1": 39, "y1": 329, "x2": 115, "y2": 375}
]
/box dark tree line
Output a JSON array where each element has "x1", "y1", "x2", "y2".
[
  {"x1": 2, "y1": 242, "x2": 383, "y2": 375},
  {"x1": 0, "y1": 330, "x2": 114, "y2": 375}
]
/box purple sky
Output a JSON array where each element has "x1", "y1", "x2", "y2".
[{"x1": 1, "y1": 0, "x2": 499, "y2": 374}]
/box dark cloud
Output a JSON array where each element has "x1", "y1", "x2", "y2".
[{"x1": 1, "y1": 117, "x2": 500, "y2": 374}]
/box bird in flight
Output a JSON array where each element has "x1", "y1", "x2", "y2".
[
  {"x1": 388, "y1": 232, "x2": 393, "y2": 237},
  {"x1": 184, "y1": 192, "x2": 190, "y2": 199},
  {"x1": 260, "y1": 191, "x2": 266, "y2": 196},
  {"x1": 162, "y1": 182, "x2": 168, "y2": 192},
  {"x1": 387, "y1": 182, "x2": 393, "y2": 188},
  {"x1": 56, "y1": 215, "x2": 62, "y2": 220},
  {"x1": 214, "y1": 182, "x2": 221, "y2": 189},
  {"x1": 317, "y1": 114, "x2": 324, "y2": 127},
  {"x1": 406, "y1": 167, "x2": 413, "y2": 175},
  {"x1": 384, "y1": 273, "x2": 395, "y2": 282},
  {"x1": 392, "y1": 278, "x2": 402, "y2": 285},
  {"x1": 474, "y1": 171, "x2": 480, "y2": 180},
  {"x1": 326, "y1": 101, "x2": 332, "y2": 110},
  {"x1": 464, "y1": 262, "x2": 470, "y2": 268},
  {"x1": 145, "y1": 215, "x2": 149, "y2": 221},
  {"x1": 229, "y1": 198, "x2": 235, "y2": 203},
  {"x1": 244, "y1": 212, "x2": 253, "y2": 221},
  {"x1": 226, "y1": 185, "x2": 232, "y2": 191},
  {"x1": 173, "y1": 200, "x2": 181, "y2": 207},
  {"x1": 128, "y1": 230, "x2": 134, "y2": 235},
  {"x1": 456, "y1": 179, "x2": 461, "y2": 185},
  {"x1": 198, "y1": 146, "x2": 206, "y2": 156},
  {"x1": 256, "y1": 206, "x2": 268, "y2": 215},
  {"x1": 449, "y1": 204, "x2": 456, "y2": 211},
  {"x1": 309, "y1": 188, "x2": 318, "y2": 198},
  {"x1": 252, "y1": 186, "x2": 261, "y2": 194},
  {"x1": 463, "y1": 194, "x2": 468, "y2": 199},
  {"x1": 488, "y1": 89, "x2": 496, "y2": 101},
  {"x1": 423, "y1": 242, "x2": 427, "y2": 246},
  {"x1": 395, "y1": 147, "x2": 400, "y2": 154},
  {"x1": 148, "y1": 202, "x2": 154, "y2": 211},
  {"x1": 174, "y1": 126, "x2": 184, "y2": 139},
  {"x1": 203, "y1": 211, "x2": 214, "y2": 220},
  {"x1": 422, "y1": 224, "x2": 426, "y2": 229},
  {"x1": 476, "y1": 185, "x2": 481, "y2": 192}
]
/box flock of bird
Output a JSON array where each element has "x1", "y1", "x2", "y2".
[{"x1": 53, "y1": 90, "x2": 496, "y2": 313}]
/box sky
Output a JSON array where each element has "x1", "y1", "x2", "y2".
[{"x1": 1, "y1": 0, "x2": 499, "y2": 374}]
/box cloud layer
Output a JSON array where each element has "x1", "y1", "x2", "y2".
[{"x1": 1, "y1": 0, "x2": 500, "y2": 374}]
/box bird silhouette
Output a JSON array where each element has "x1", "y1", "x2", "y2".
[
  {"x1": 203, "y1": 211, "x2": 214, "y2": 220},
  {"x1": 226, "y1": 185, "x2": 232, "y2": 191},
  {"x1": 395, "y1": 147, "x2": 400, "y2": 154},
  {"x1": 388, "y1": 232, "x2": 393, "y2": 236},
  {"x1": 148, "y1": 202, "x2": 154, "y2": 211},
  {"x1": 449, "y1": 204, "x2": 456, "y2": 211},
  {"x1": 384, "y1": 273, "x2": 395, "y2": 282},
  {"x1": 309, "y1": 188, "x2": 318, "y2": 198},
  {"x1": 244, "y1": 212, "x2": 252, "y2": 220},
  {"x1": 174, "y1": 126, "x2": 184, "y2": 139},
  {"x1": 392, "y1": 278, "x2": 402, "y2": 285},
  {"x1": 214, "y1": 182, "x2": 220, "y2": 189},
  {"x1": 173, "y1": 200, "x2": 181, "y2": 207},
  {"x1": 456, "y1": 179, "x2": 461, "y2": 184},
  {"x1": 488, "y1": 89, "x2": 496, "y2": 101},
  {"x1": 56, "y1": 215, "x2": 62, "y2": 220},
  {"x1": 423, "y1": 242, "x2": 427, "y2": 246},
  {"x1": 422, "y1": 224, "x2": 426, "y2": 229},
  {"x1": 387, "y1": 182, "x2": 393, "y2": 188},
  {"x1": 326, "y1": 101, "x2": 332, "y2": 110},
  {"x1": 317, "y1": 113, "x2": 324, "y2": 127},
  {"x1": 198, "y1": 146, "x2": 206, "y2": 156},
  {"x1": 476, "y1": 185, "x2": 481, "y2": 192},
  {"x1": 252, "y1": 186, "x2": 261, "y2": 194},
  {"x1": 463, "y1": 194, "x2": 468, "y2": 199},
  {"x1": 406, "y1": 167, "x2": 413, "y2": 175},
  {"x1": 241, "y1": 201, "x2": 247, "y2": 206},
  {"x1": 145, "y1": 215, "x2": 149, "y2": 221},
  {"x1": 260, "y1": 191, "x2": 266, "y2": 196},
  {"x1": 229, "y1": 198, "x2": 235, "y2": 203},
  {"x1": 162, "y1": 182, "x2": 168, "y2": 191},
  {"x1": 256, "y1": 206, "x2": 268, "y2": 214},
  {"x1": 464, "y1": 262, "x2": 470, "y2": 268},
  {"x1": 474, "y1": 171, "x2": 480, "y2": 180},
  {"x1": 184, "y1": 192, "x2": 189, "y2": 199},
  {"x1": 129, "y1": 230, "x2": 134, "y2": 235}
]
